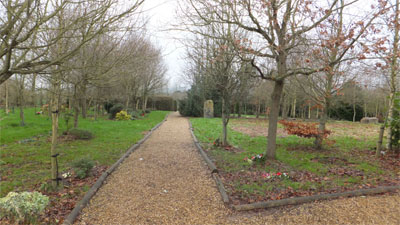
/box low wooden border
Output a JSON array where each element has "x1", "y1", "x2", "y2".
[
  {"x1": 188, "y1": 121, "x2": 218, "y2": 173},
  {"x1": 233, "y1": 185, "x2": 400, "y2": 211},
  {"x1": 188, "y1": 119, "x2": 400, "y2": 211},
  {"x1": 188, "y1": 120, "x2": 229, "y2": 204},
  {"x1": 63, "y1": 114, "x2": 169, "y2": 225}
]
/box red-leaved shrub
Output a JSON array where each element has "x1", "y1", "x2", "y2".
[{"x1": 279, "y1": 120, "x2": 331, "y2": 139}]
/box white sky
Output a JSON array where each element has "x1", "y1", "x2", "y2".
[
  {"x1": 142, "y1": 0, "x2": 187, "y2": 92},
  {"x1": 141, "y1": 0, "x2": 388, "y2": 92}
]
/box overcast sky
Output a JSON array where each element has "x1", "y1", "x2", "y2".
[
  {"x1": 142, "y1": 0, "x2": 187, "y2": 92},
  {"x1": 141, "y1": 0, "x2": 382, "y2": 92}
]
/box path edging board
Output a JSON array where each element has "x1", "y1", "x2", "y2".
[
  {"x1": 233, "y1": 185, "x2": 400, "y2": 211},
  {"x1": 188, "y1": 119, "x2": 400, "y2": 211},
  {"x1": 63, "y1": 113, "x2": 169, "y2": 225},
  {"x1": 188, "y1": 120, "x2": 229, "y2": 204},
  {"x1": 188, "y1": 121, "x2": 218, "y2": 174}
]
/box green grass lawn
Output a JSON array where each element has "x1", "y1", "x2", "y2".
[
  {"x1": 0, "y1": 108, "x2": 169, "y2": 197},
  {"x1": 190, "y1": 117, "x2": 399, "y2": 203}
]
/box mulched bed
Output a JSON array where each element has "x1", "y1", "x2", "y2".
[
  {"x1": 0, "y1": 166, "x2": 108, "y2": 224},
  {"x1": 40, "y1": 165, "x2": 108, "y2": 224},
  {"x1": 218, "y1": 151, "x2": 400, "y2": 205}
]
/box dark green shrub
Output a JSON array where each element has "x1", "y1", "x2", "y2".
[
  {"x1": 109, "y1": 103, "x2": 124, "y2": 119},
  {"x1": 71, "y1": 158, "x2": 95, "y2": 179},
  {"x1": 63, "y1": 110, "x2": 73, "y2": 132},
  {"x1": 147, "y1": 96, "x2": 176, "y2": 111},
  {"x1": 129, "y1": 111, "x2": 140, "y2": 119},
  {"x1": 145, "y1": 109, "x2": 151, "y2": 114},
  {"x1": 68, "y1": 128, "x2": 94, "y2": 140},
  {"x1": 329, "y1": 101, "x2": 363, "y2": 121},
  {"x1": 104, "y1": 102, "x2": 114, "y2": 113}
]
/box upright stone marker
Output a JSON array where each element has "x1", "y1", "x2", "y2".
[{"x1": 204, "y1": 100, "x2": 214, "y2": 118}]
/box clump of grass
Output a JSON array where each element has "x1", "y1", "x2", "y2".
[{"x1": 67, "y1": 129, "x2": 94, "y2": 140}]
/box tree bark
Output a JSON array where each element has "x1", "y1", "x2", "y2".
[
  {"x1": 238, "y1": 102, "x2": 242, "y2": 118},
  {"x1": 73, "y1": 86, "x2": 79, "y2": 128},
  {"x1": 136, "y1": 99, "x2": 140, "y2": 110},
  {"x1": 81, "y1": 95, "x2": 87, "y2": 119},
  {"x1": 31, "y1": 74, "x2": 37, "y2": 113},
  {"x1": 18, "y1": 76, "x2": 25, "y2": 126},
  {"x1": 282, "y1": 93, "x2": 287, "y2": 119},
  {"x1": 387, "y1": 92, "x2": 394, "y2": 150},
  {"x1": 221, "y1": 98, "x2": 229, "y2": 146},
  {"x1": 50, "y1": 79, "x2": 61, "y2": 188},
  {"x1": 387, "y1": 0, "x2": 399, "y2": 151},
  {"x1": 125, "y1": 95, "x2": 130, "y2": 109},
  {"x1": 5, "y1": 80, "x2": 8, "y2": 115},
  {"x1": 266, "y1": 80, "x2": 284, "y2": 160},
  {"x1": 315, "y1": 105, "x2": 328, "y2": 149},
  {"x1": 142, "y1": 96, "x2": 148, "y2": 111},
  {"x1": 291, "y1": 91, "x2": 297, "y2": 118},
  {"x1": 377, "y1": 125, "x2": 385, "y2": 157}
]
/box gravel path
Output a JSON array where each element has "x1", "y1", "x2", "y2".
[{"x1": 77, "y1": 112, "x2": 400, "y2": 225}]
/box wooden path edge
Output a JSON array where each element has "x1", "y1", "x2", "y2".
[
  {"x1": 63, "y1": 113, "x2": 170, "y2": 225},
  {"x1": 188, "y1": 120, "x2": 229, "y2": 204}
]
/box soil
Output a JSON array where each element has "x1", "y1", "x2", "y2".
[{"x1": 76, "y1": 112, "x2": 400, "y2": 225}]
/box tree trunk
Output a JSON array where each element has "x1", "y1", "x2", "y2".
[
  {"x1": 291, "y1": 92, "x2": 297, "y2": 118},
  {"x1": 18, "y1": 76, "x2": 25, "y2": 126},
  {"x1": 221, "y1": 98, "x2": 229, "y2": 146},
  {"x1": 50, "y1": 79, "x2": 61, "y2": 188},
  {"x1": 94, "y1": 102, "x2": 98, "y2": 121},
  {"x1": 256, "y1": 100, "x2": 260, "y2": 118},
  {"x1": 387, "y1": 93, "x2": 394, "y2": 150},
  {"x1": 31, "y1": 74, "x2": 37, "y2": 112},
  {"x1": 73, "y1": 86, "x2": 79, "y2": 128},
  {"x1": 282, "y1": 94, "x2": 287, "y2": 119},
  {"x1": 238, "y1": 102, "x2": 242, "y2": 118},
  {"x1": 19, "y1": 103, "x2": 25, "y2": 126},
  {"x1": 308, "y1": 101, "x2": 311, "y2": 119},
  {"x1": 266, "y1": 80, "x2": 284, "y2": 160},
  {"x1": 315, "y1": 105, "x2": 328, "y2": 149},
  {"x1": 387, "y1": 0, "x2": 399, "y2": 151},
  {"x1": 136, "y1": 99, "x2": 140, "y2": 110},
  {"x1": 377, "y1": 125, "x2": 385, "y2": 157},
  {"x1": 5, "y1": 80, "x2": 8, "y2": 115},
  {"x1": 142, "y1": 96, "x2": 148, "y2": 111},
  {"x1": 81, "y1": 95, "x2": 87, "y2": 119},
  {"x1": 364, "y1": 102, "x2": 367, "y2": 117},
  {"x1": 125, "y1": 95, "x2": 130, "y2": 110}
]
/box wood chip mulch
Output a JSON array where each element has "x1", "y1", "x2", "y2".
[{"x1": 76, "y1": 112, "x2": 400, "y2": 225}]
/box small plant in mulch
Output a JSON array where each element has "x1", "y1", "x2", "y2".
[
  {"x1": 71, "y1": 158, "x2": 95, "y2": 179},
  {"x1": 212, "y1": 138, "x2": 221, "y2": 147}
]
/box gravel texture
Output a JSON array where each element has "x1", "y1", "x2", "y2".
[{"x1": 77, "y1": 112, "x2": 400, "y2": 225}]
